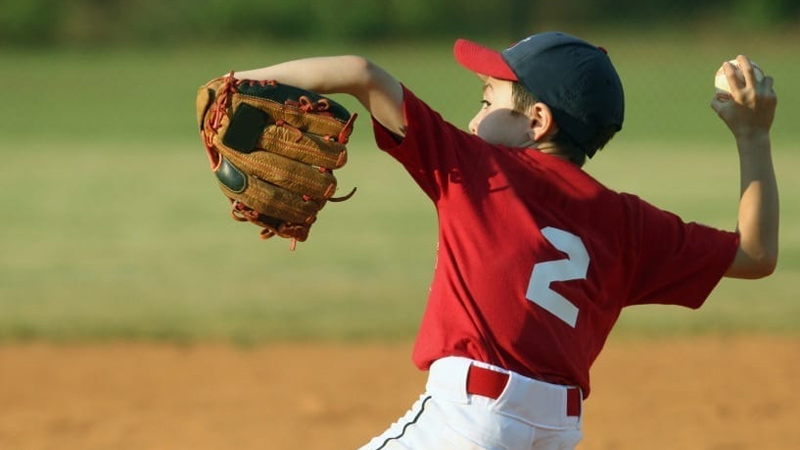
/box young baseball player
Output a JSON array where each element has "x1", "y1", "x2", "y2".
[{"x1": 232, "y1": 31, "x2": 779, "y2": 449}]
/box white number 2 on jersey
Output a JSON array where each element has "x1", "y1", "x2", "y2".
[{"x1": 525, "y1": 227, "x2": 589, "y2": 328}]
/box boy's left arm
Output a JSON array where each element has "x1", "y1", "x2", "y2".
[{"x1": 232, "y1": 56, "x2": 406, "y2": 138}]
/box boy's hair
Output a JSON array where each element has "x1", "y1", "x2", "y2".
[{"x1": 511, "y1": 82, "x2": 617, "y2": 167}]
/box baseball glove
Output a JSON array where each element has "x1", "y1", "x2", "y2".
[{"x1": 196, "y1": 73, "x2": 357, "y2": 250}]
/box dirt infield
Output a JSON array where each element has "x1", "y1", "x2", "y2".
[{"x1": 1, "y1": 335, "x2": 798, "y2": 450}]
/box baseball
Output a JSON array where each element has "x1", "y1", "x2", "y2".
[{"x1": 714, "y1": 59, "x2": 765, "y2": 100}]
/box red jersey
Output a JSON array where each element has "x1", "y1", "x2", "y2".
[{"x1": 371, "y1": 87, "x2": 739, "y2": 396}]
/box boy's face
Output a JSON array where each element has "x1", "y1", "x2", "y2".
[{"x1": 469, "y1": 77, "x2": 533, "y2": 147}]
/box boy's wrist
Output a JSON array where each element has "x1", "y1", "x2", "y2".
[{"x1": 735, "y1": 131, "x2": 771, "y2": 153}]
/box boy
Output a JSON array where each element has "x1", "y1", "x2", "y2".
[{"x1": 231, "y1": 31, "x2": 778, "y2": 449}]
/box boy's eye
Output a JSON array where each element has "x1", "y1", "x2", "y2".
[{"x1": 480, "y1": 100, "x2": 491, "y2": 109}]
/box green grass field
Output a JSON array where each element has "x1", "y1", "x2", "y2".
[{"x1": 1, "y1": 30, "x2": 798, "y2": 343}]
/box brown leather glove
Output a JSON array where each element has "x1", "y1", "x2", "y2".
[{"x1": 197, "y1": 73, "x2": 357, "y2": 250}]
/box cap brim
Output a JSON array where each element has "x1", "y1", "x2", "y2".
[{"x1": 453, "y1": 39, "x2": 518, "y2": 81}]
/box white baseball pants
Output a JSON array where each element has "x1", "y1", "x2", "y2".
[{"x1": 358, "y1": 357, "x2": 583, "y2": 450}]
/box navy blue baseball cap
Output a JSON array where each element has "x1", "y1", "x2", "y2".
[{"x1": 454, "y1": 31, "x2": 625, "y2": 157}]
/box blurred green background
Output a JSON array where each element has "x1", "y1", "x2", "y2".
[{"x1": 0, "y1": 1, "x2": 798, "y2": 343}]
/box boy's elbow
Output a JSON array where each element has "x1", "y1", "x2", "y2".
[
  {"x1": 754, "y1": 254, "x2": 778, "y2": 278},
  {"x1": 335, "y1": 56, "x2": 374, "y2": 94},
  {"x1": 726, "y1": 253, "x2": 778, "y2": 280},
  {"x1": 748, "y1": 258, "x2": 777, "y2": 279},
  {"x1": 351, "y1": 55, "x2": 373, "y2": 77},
  {"x1": 727, "y1": 248, "x2": 778, "y2": 279},
  {"x1": 342, "y1": 57, "x2": 403, "y2": 120},
  {"x1": 359, "y1": 57, "x2": 394, "y2": 93},
  {"x1": 750, "y1": 245, "x2": 779, "y2": 278}
]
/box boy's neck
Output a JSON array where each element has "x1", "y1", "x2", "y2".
[{"x1": 537, "y1": 142, "x2": 584, "y2": 167}]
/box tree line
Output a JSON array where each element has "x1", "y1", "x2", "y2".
[{"x1": 1, "y1": 0, "x2": 797, "y2": 47}]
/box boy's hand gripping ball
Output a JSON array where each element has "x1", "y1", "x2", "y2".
[{"x1": 714, "y1": 58, "x2": 765, "y2": 101}]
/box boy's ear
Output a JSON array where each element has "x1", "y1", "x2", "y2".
[{"x1": 527, "y1": 102, "x2": 558, "y2": 142}]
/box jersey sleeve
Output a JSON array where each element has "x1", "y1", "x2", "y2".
[
  {"x1": 371, "y1": 85, "x2": 487, "y2": 201},
  {"x1": 625, "y1": 195, "x2": 740, "y2": 309}
]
